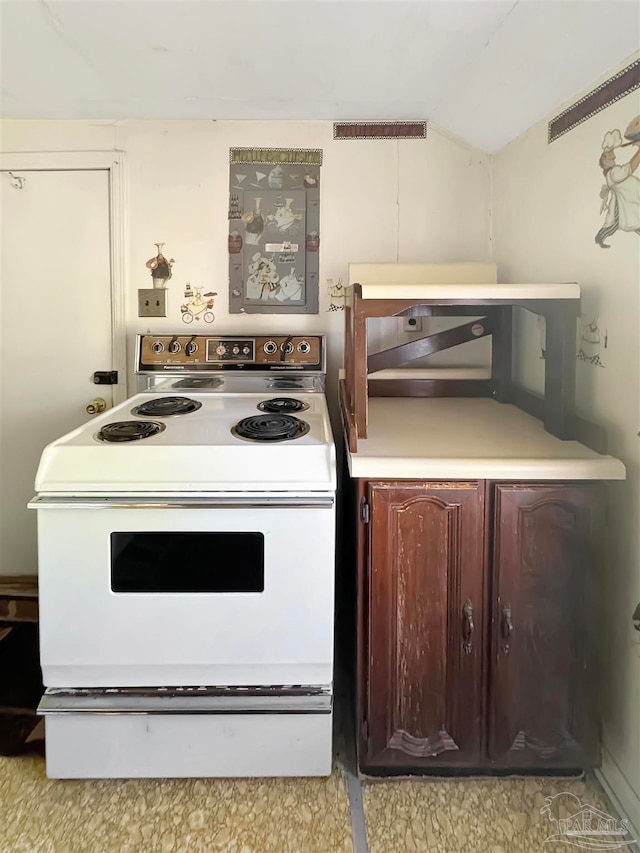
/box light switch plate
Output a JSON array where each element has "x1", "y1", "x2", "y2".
[{"x1": 138, "y1": 289, "x2": 168, "y2": 318}]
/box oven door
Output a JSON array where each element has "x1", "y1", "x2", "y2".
[{"x1": 31, "y1": 496, "x2": 335, "y2": 688}]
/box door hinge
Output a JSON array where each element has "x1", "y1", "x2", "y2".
[
  {"x1": 360, "y1": 498, "x2": 370, "y2": 524},
  {"x1": 93, "y1": 370, "x2": 118, "y2": 385}
]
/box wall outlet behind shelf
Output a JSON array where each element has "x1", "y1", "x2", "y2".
[
  {"x1": 402, "y1": 317, "x2": 422, "y2": 333},
  {"x1": 138, "y1": 289, "x2": 168, "y2": 318}
]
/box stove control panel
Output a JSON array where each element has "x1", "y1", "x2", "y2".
[
  {"x1": 137, "y1": 335, "x2": 324, "y2": 372},
  {"x1": 206, "y1": 338, "x2": 254, "y2": 362}
]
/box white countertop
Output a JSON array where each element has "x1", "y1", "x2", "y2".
[{"x1": 345, "y1": 398, "x2": 625, "y2": 481}]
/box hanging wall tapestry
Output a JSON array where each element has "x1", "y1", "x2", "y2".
[{"x1": 228, "y1": 148, "x2": 322, "y2": 314}]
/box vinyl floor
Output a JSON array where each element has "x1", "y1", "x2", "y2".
[
  {"x1": 0, "y1": 753, "x2": 626, "y2": 853},
  {"x1": 361, "y1": 775, "x2": 623, "y2": 853},
  {"x1": 0, "y1": 755, "x2": 352, "y2": 853}
]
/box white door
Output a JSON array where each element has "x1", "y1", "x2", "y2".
[{"x1": 0, "y1": 169, "x2": 114, "y2": 576}]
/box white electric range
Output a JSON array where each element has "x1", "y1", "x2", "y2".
[{"x1": 30, "y1": 333, "x2": 336, "y2": 779}]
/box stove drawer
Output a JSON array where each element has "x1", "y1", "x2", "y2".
[
  {"x1": 33, "y1": 499, "x2": 335, "y2": 688},
  {"x1": 38, "y1": 686, "x2": 332, "y2": 714},
  {"x1": 42, "y1": 710, "x2": 333, "y2": 778}
]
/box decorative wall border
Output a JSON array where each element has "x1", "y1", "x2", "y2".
[
  {"x1": 548, "y1": 59, "x2": 640, "y2": 143},
  {"x1": 333, "y1": 121, "x2": 427, "y2": 140},
  {"x1": 229, "y1": 148, "x2": 323, "y2": 166}
]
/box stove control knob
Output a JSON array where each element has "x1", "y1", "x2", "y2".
[
  {"x1": 297, "y1": 340, "x2": 311, "y2": 354},
  {"x1": 168, "y1": 339, "x2": 181, "y2": 354},
  {"x1": 263, "y1": 340, "x2": 278, "y2": 355},
  {"x1": 185, "y1": 340, "x2": 198, "y2": 356},
  {"x1": 216, "y1": 344, "x2": 227, "y2": 357},
  {"x1": 242, "y1": 346, "x2": 251, "y2": 355},
  {"x1": 232, "y1": 346, "x2": 240, "y2": 355},
  {"x1": 152, "y1": 341, "x2": 164, "y2": 354}
]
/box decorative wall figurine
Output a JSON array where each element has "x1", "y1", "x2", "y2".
[
  {"x1": 181, "y1": 284, "x2": 216, "y2": 324},
  {"x1": 277, "y1": 267, "x2": 304, "y2": 302},
  {"x1": 146, "y1": 243, "x2": 175, "y2": 288},
  {"x1": 266, "y1": 196, "x2": 303, "y2": 237},
  {"x1": 306, "y1": 231, "x2": 320, "y2": 252},
  {"x1": 228, "y1": 148, "x2": 321, "y2": 314},
  {"x1": 577, "y1": 315, "x2": 607, "y2": 367},
  {"x1": 228, "y1": 195, "x2": 242, "y2": 219},
  {"x1": 228, "y1": 231, "x2": 243, "y2": 254},
  {"x1": 268, "y1": 165, "x2": 284, "y2": 189},
  {"x1": 243, "y1": 254, "x2": 305, "y2": 304},
  {"x1": 241, "y1": 197, "x2": 265, "y2": 245},
  {"x1": 595, "y1": 115, "x2": 640, "y2": 248},
  {"x1": 327, "y1": 277, "x2": 346, "y2": 311},
  {"x1": 245, "y1": 253, "x2": 281, "y2": 301}
]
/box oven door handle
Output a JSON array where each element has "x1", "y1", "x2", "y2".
[
  {"x1": 28, "y1": 496, "x2": 334, "y2": 510},
  {"x1": 38, "y1": 689, "x2": 332, "y2": 715}
]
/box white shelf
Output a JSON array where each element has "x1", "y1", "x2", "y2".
[
  {"x1": 367, "y1": 367, "x2": 491, "y2": 380},
  {"x1": 349, "y1": 262, "x2": 498, "y2": 286},
  {"x1": 348, "y1": 262, "x2": 580, "y2": 301},
  {"x1": 357, "y1": 282, "x2": 580, "y2": 300}
]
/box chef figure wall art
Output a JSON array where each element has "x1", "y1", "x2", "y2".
[
  {"x1": 595, "y1": 115, "x2": 640, "y2": 248},
  {"x1": 228, "y1": 148, "x2": 322, "y2": 314}
]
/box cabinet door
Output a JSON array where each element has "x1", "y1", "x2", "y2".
[
  {"x1": 363, "y1": 482, "x2": 485, "y2": 770},
  {"x1": 489, "y1": 484, "x2": 601, "y2": 769}
]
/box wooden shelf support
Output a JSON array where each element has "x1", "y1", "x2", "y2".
[{"x1": 343, "y1": 275, "x2": 584, "y2": 450}]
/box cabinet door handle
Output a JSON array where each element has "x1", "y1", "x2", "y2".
[
  {"x1": 501, "y1": 604, "x2": 514, "y2": 654},
  {"x1": 462, "y1": 600, "x2": 474, "y2": 654}
]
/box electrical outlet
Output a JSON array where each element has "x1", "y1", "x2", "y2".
[
  {"x1": 138, "y1": 289, "x2": 168, "y2": 318},
  {"x1": 402, "y1": 317, "x2": 422, "y2": 333}
]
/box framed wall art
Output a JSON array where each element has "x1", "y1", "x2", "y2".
[{"x1": 228, "y1": 148, "x2": 322, "y2": 314}]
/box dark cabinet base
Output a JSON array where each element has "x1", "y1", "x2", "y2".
[
  {"x1": 360, "y1": 765, "x2": 587, "y2": 778},
  {"x1": 349, "y1": 476, "x2": 603, "y2": 777}
]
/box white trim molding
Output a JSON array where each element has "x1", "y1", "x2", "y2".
[
  {"x1": 596, "y1": 744, "x2": 640, "y2": 845},
  {"x1": 0, "y1": 150, "x2": 128, "y2": 403}
]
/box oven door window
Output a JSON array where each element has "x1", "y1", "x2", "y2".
[{"x1": 110, "y1": 532, "x2": 264, "y2": 593}]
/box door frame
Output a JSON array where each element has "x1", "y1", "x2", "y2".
[{"x1": 0, "y1": 150, "x2": 128, "y2": 403}]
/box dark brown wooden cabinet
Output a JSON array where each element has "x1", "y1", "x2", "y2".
[
  {"x1": 364, "y1": 482, "x2": 485, "y2": 769},
  {"x1": 488, "y1": 484, "x2": 601, "y2": 770},
  {"x1": 354, "y1": 479, "x2": 602, "y2": 776}
]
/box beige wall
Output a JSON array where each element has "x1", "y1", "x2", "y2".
[
  {"x1": 0, "y1": 119, "x2": 492, "y2": 414},
  {"x1": 493, "y1": 59, "x2": 640, "y2": 829},
  {"x1": 4, "y1": 100, "x2": 637, "y2": 821}
]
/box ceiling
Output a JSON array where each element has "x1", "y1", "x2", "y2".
[{"x1": 1, "y1": 0, "x2": 638, "y2": 152}]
